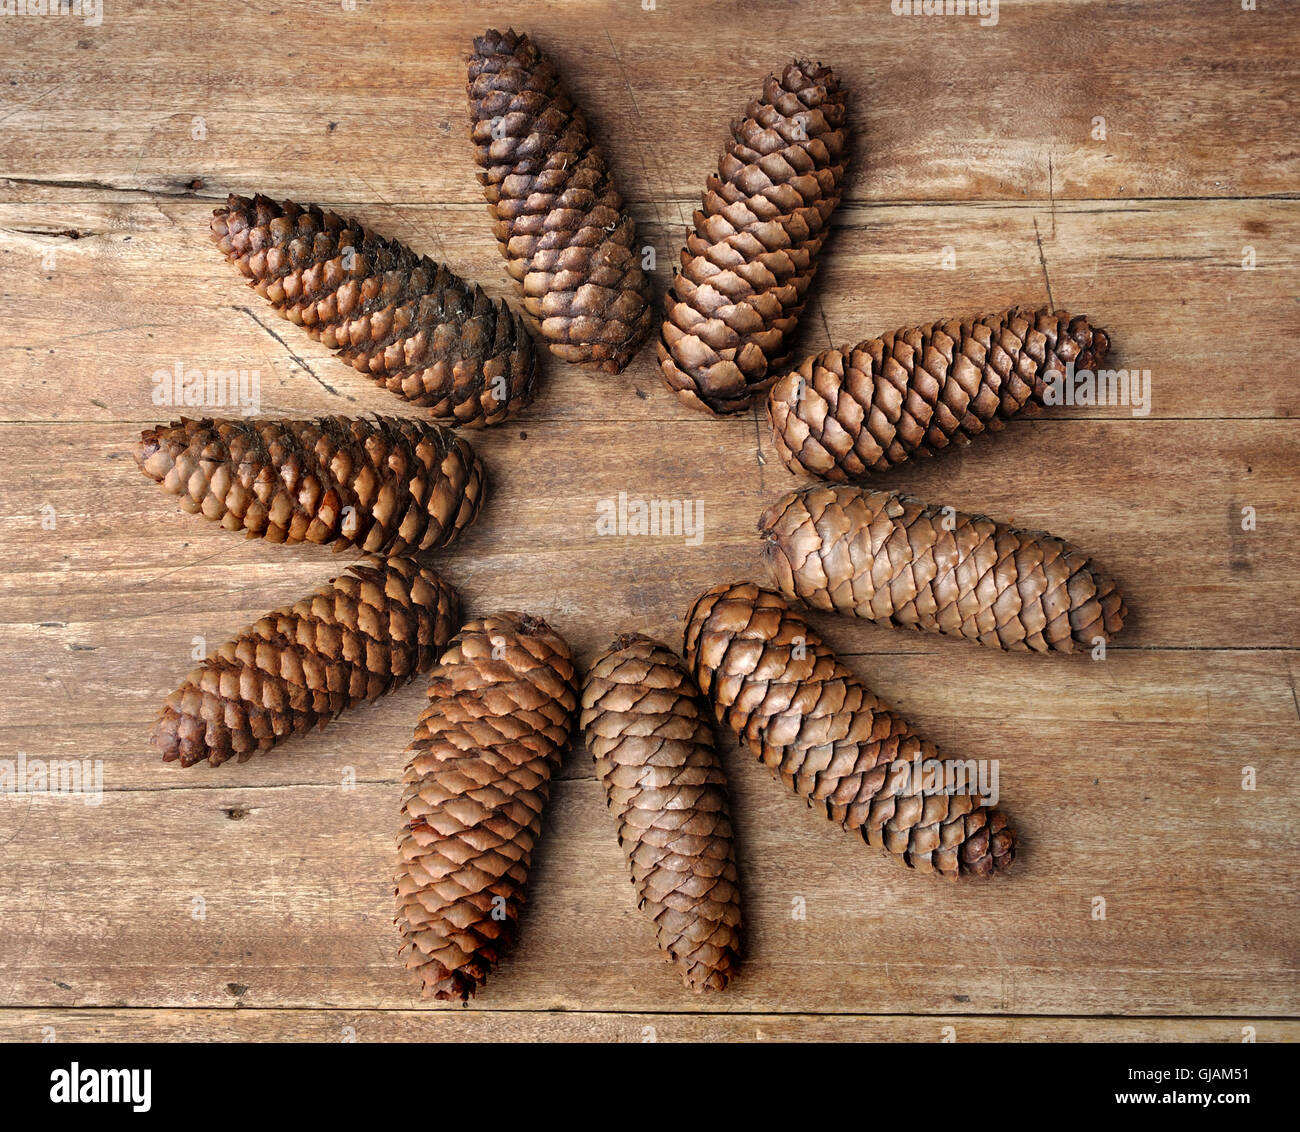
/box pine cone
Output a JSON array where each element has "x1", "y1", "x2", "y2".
[
  {"x1": 760, "y1": 484, "x2": 1126, "y2": 653},
  {"x1": 467, "y1": 29, "x2": 653, "y2": 373},
  {"x1": 396, "y1": 613, "x2": 578, "y2": 1000},
  {"x1": 580, "y1": 634, "x2": 742, "y2": 992},
  {"x1": 658, "y1": 60, "x2": 850, "y2": 414},
  {"x1": 683, "y1": 582, "x2": 1015, "y2": 878},
  {"x1": 154, "y1": 556, "x2": 459, "y2": 767},
  {"x1": 211, "y1": 194, "x2": 536, "y2": 427},
  {"x1": 767, "y1": 306, "x2": 1111, "y2": 479},
  {"x1": 133, "y1": 416, "x2": 485, "y2": 555}
]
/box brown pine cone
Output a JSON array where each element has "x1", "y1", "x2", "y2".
[
  {"x1": 580, "y1": 634, "x2": 742, "y2": 992},
  {"x1": 396, "y1": 613, "x2": 578, "y2": 1000},
  {"x1": 154, "y1": 556, "x2": 459, "y2": 767},
  {"x1": 133, "y1": 416, "x2": 485, "y2": 555},
  {"x1": 467, "y1": 28, "x2": 653, "y2": 373},
  {"x1": 658, "y1": 60, "x2": 850, "y2": 414},
  {"x1": 760, "y1": 484, "x2": 1126, "y2": 653},
  {"x1": 211, "y1": 193, "x2": 536, "y2": 427},
  {"x1": 767, "y1": 306, "x2": 1111, "y2": 479},
  {"x1": 684, "y1": 582, "x2": 1016, "y2": 878}
]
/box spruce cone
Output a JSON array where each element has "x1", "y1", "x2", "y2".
[
  {"x1": 684, "y1": 582, "x2": 1015, "y2": 878},
  {"x1": 760, "y1": 484, "x2": 1126, "y2": 653},
  {"x1": 580, "y1": 634, "x2": 742, "y2": 992},
  {"x1": 133, "y1": 416, "x2": 485, "y2": 555},
  {"x1": 658, "y1": 60, "x2": 850, "y2": 414},
  {"x1": 211, "y1": 193, "x2": 536, "y2": 427},
  {"x1": 154, "y1": 556, "x2": 459, "y2": 767},
  {"x1": 767, "y1": 306, "x2": 1111, "y2": 479},
  {"x1": 467, "y1": 29, "x2": 653, "y2": 373},
  {"x1": 396, "y1": 613, "x2": 578, "y2": 1000}
]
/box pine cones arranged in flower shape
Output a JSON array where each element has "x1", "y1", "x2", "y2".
[
  {"x1": 760, "y1": 484, "x2": 1126, "y2": 653},
  {"x1": 581, "y1": 634, "x2": 742, "y2": 992},
  {"x1": 396, "y1": 613, "x2": 578, "y2": 1000},
  {"x1": 659, "y1": 60, "x2": 850, "y2": 414},
  {"x1": 684, "y1": 582, "x2": 1016, "y2": 878},
  {"x1": 467, "y1": 28, "x2": 654, "y2": 373},
  {"x1": 154, "y1": 557, "x2": 460, "y2": 768},
  {"x1": 767, "y1": 306, "x2": 1112, "y2": 480},
  {"x1": 133, "y1": 416, "x2": 485, "y2": 555},
  {"x1": 211, "y1": 194, "x2": 536, "y2": 427}
]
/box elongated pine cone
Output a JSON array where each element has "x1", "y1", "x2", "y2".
[
  {"x1": 134, "y1": 416, "x2": 485, "y2": 555},
  {"x1": 580, "y1": 634, "x2": 742, "y2": 992},
  {"x1": 396, "y1": 613, "x2": 578, "y2": 999},
  {"x1": 211, "y1": 194, "x2": 536, "y2": 427},
  {"x1": 658, "y1": 60, "x2": 849, "y2": 414},
  {"x1": 760, "y1": 484, "x2": 1126, "y2": 653},
  {"x1": 154, "y1": 557, "x2": 459, "y2": 767},
  {"x1": 467, "y1": 29, "x2": 653, "y2": 373},
  {"x1": 767, "y1": 306, "x2": 1111, "y2": 479},
  {"x1": 684, "y1": 582, "x2": 1015, "y2": 878}
]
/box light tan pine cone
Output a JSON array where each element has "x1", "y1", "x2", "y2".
[
  {"x1": 684, "y1": 582, "x2": 1016, "y2": 878},
  {"x1": 395, "y1": 613, "x2": 578, "y2": 1000},
  {"x1": 133, "y1": 416, "x2": 485, "y2": 555},
  {"x1": 760, "y1": 484, "x2": 1126, "y2": 653},
  {"x1": 154, "y1": 556, "x2": 459, "y2": 767},
  {"x1": 767, "y1": 306, "x2": 1112, "y2": 479},
  {"x1": 658, "y1": 60, "x2": 850, "y2": 414},
  {"x1": 580, "y1": 634, "x2": 742, "y2": 992},
  {"x1": 467, "y1": 28, "x2": 654, "y2": 373},
  {"x1": 211, "y1": 194, "x2": 536, "y2": 427}
]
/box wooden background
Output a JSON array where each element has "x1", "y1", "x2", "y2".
[{"x1": 0, "y1": 0, "x2": 1296, "y2": 1043}]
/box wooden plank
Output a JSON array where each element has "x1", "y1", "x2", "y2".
[
  {"x1": 0, "y1": 1009, "x2": 1294, "y2": 1043},
  {"x1": 0, "y1": 747, "x2": 1294, "y2": 1013},
  {"x1": 0, "y1": 197, "x2": 1296, "y2": 424},
  {"x1": 0, "y1": 1, "x2": 1295, "y2": 205}
]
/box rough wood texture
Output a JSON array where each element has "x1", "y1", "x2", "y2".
[{"x1": 0, "y1": 0, "x2": 1296, "y2": 1042}]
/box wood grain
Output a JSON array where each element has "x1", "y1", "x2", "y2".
[{"x1": 0, "y1": 0, "x2": 1296, "y2": 1042}]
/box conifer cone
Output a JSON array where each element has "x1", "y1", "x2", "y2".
[
  {"x1": 467, "y1": 29, "x2": 653, "y2": 373},
  {"x1": 684, "y1": 582, "x2": 1015, "y2": 878},
  {"x1": 211, "y1": 193, "x2": 536, "y2": 427},
  {"x1": 767, "y1": 306, "x2": 1111, "y2": 479},
  {"x1": 658, "y1": 60, "x2": 850, "y2": 414},
  {"x1": 133, "y1": 416, "x2": 485, "y2": 555},
  {"x1": 153, "y1": 557, "x2": 459, "y2": 767},
  {"x1": 396, "y1": 613, "x2": 578, "y2": 1000},
  {"x1": 580, "y1": 634, "x2": 742, "y2": 992},
  {"x1": 760, "y1": 484, "x2": 1126, "y2": 653}
]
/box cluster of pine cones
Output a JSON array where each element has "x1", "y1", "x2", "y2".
[{"x1": 134, "y1": 29, "x2": 1126, "y2": 1000}]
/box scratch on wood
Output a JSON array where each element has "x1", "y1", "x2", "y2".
[
  {"x1": 1048, "y1": 154, "x2": 1057, "y2": 238},
  {"x1": 237, "y1": 306, "x2": 349, "y2": 400},
  {"x1": 1032, "y1": 217, "x2": 1055, "y2": 310},
  {"x1": 603, "y1": 28, "x2": 668, "y2": 235}
]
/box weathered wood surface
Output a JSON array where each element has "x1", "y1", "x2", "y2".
[{"x1": 0, "y1": 0, "x2": 1296, "y2": 1042}]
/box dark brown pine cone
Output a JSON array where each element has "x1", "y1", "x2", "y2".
[
  {"x1": 212, "y1": 193, "x2": 536, "y2": 426},
  {"x1": 467, "y1": 28, "x2": 654, "y2": 373}
]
